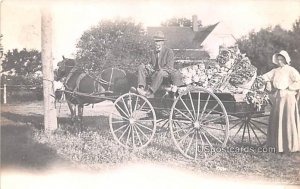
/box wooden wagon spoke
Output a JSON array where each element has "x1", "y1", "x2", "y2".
[
  {"x1": 172, "y1": 125, "x2": 191, "y2": 135},
  {"x1": 210, "y1": 110, "x2": 225, "y2": 114},
  {"x1": 185, "y1": 131, "x2": 195, "y2": 154},
  {"x1": 230, "y1": 119, "x2": 243, "y2": 130},
  {"x1": 202, "y1": 125, "x2": 225, "y2": 131},
  {"x1": 172, "y1": 121, "x2": 182, "y2": 138},
  {"x1": 134, "y1": 123, "x2": 150, "y2": 141},
  {"x1": 134, "y1": 121, "x2": 153, "y2": 132},
  {"x1": 199, "y1": 94, "x2": 211, "y2": 121},
  {"x1": 201, "y1": 131, "x2": 213, "y2": 148},
  {"x1": 144, "y1": 109, "x2": 153, "y2": 114},
  {"x1": 241, "y1": 121, "x2": 247, "y2": 143},
  {"x1": 232, "y1": 122, "x2": 246, "y2": 141},
  {"x1": 198, "y1": 130, "x2": 205, "y2": 148},
  {"x1": 173, "y1": 120, "x2": 192, "y2": 139},
  {"x1": 157, "y1": 119, "x2": 166, "y2": 124},
  {"x1": 159, "y1": 119, "x2": 169, "y2": 128},
  {"x1": 138, "y1": 101, "x2": 147, "y2": 111},
  {"x1": 111, "y1": 119, "x2": 128, "y2": 124},
  {"x1": 113, "y1": 122, "x2": 130, "y2": 133},
  {"x1": 133, "y1": 96, "x2": 139, "y2": 112},
  {"x1": 179, "y1": 96, "x2": 195, "y2": 121},
  {"x1": 199, "y1": 130, "x2": 211, "y2": 159},
  {"x1": 248, "y1": 121, "x2": 262, "y2": 145},
  {"x1": 202, "y1": 115, "x2": 226, "y2": 124},
  {"x1": 196, "y1": 92, "x2": 201, "y2": 120},
  {"x1": 177, "y1": 127, "x2": 194, "y2": 144},
  {"x1": 174, "y1": 107, "x2": 193, "y2": 122},
  {"x1": 249, "y1": 121, "x2": 267, "y2": 135},
  {"x1": 203, "y1": 129, "x2": 223, "y2": 144},
  {"x1": 250, "y1": 119, "x2": 269, "y2": 126},
  {"x1": 118, "y1": 123, "x2": 131, "y2": 141},
  {"x1": 115, "y1": 103, "x2": 129, "y2": 118},
  {"x1": 136, "y1": 119, "x2": 155, "y2": 122},
  {"x1": 125, "y1": 125, "x2": 132, "y2": 146},
  {"x1": 194, "y1": 130, "x2": 199, "y2": 160},
  {"x1": 132, "y1": 124, "x2": 143, "y2": 146},
  {"x1": 246, "y1": 122, "x2": 251, "y2": 144},
  {"x1": 110, "y1": 112, "x2": 130, "y2": 121},
  {"x1": 131, "y1": 124, "x2": 135, "y2": 148},
  {"x1": 188, "y1": 92, "x2": 196, "y2": 119},
  {"x1": 201, "y1": 103, "x2": 219, "y2": 121},
  {"x1": 122, "y1": 97, "x2": 132, "y2": 116},
  {"x1": 173, "y1": 119, "x2": 192, "y2": 128}
]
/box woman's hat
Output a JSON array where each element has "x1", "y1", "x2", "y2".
[
  {"x1": 153, "y1": 31, "x2": 166, "y2": 41},
  {"x1": 272, "y1": 50, "x2": 291, "y2": 65}
]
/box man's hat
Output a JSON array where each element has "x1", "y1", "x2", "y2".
[
  {"x1": 272, "y1": 50, "x2": 291, "y2": 65},
  {"x1": 153, "y1": 31, "x2": 166, "y2": 41}
]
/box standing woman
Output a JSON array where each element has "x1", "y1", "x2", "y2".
[{"x1": 262, "y1": 50, "x2": 300, "y2": 152}]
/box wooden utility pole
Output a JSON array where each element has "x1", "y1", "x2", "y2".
[{"x1": 41, "y1": 7, "x2": 57, "y2": 131}]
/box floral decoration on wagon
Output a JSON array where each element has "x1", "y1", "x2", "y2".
[
  {"x1": 245, "y1": 76, "x2": 270, "y2": 111},
  {"x1": 178, "y1": 45, "x2": 257, "y2": 93}
]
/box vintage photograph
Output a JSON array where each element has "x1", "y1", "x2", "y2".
[{"x1": 1, "y1": 0, "x2": 300, "y2": 188}]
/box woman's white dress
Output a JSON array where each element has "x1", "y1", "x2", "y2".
[{"x1": 262, "y1": 65, "x2": 300, "y2": 152}]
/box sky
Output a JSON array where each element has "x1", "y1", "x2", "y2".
[{"x1": 1, "y1": 0, "x2": 300, "y2": 61}]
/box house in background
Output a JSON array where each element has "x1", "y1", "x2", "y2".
[
  {"x1": 147, "y1": 15, "x2": 236, "y2": 66},
  {"x1": 201, "y1": 22, "x2": 237, "y2": 59}
]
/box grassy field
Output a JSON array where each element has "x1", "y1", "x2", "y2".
[{"x1": 1, "y1": 101, "x2": 300, "y2": 187}]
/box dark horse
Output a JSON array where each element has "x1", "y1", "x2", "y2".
[{"x1": 55, "y1": 57, "x2": 137, "y2": 123}]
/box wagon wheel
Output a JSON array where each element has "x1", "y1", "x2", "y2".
[
  {"x1": 156, "y1": 109, "x2": 171, "y2": 133},
  {"x1": 109, "y1": 93, "x2": 156, "y2": 150},
  {"x1": 169, "y1": 87, "x2": 229, "y2": 161},
  {"x1": 229, "y1": 110, "x2": 269, "y2": 146}
]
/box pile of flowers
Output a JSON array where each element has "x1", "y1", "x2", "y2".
[
  {"x1": 229, "y1": 56, "x2": 257, "y2": 86},
  {"x1": 245, "y1": 77, "x2": 270, "y2": 111},
  {"x1": 245, "y1": 91, "x2": 269, "y2": 111},
  {"x1": 174, "y1": 45, "x2": 270, "y2": 110},
  {"x1": 179, "y1": 45, "x2": 257, "y2": 93}
]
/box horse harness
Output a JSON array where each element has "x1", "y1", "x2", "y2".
[{"x1": 63, "y1": 68, "x2": 114, "y2": 101}]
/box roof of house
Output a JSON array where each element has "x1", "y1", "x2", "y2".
[{"x1": 147, "y1": 23, "x2": 219, "y2": 49}]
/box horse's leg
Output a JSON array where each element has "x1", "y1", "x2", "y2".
[
  {"x1": 67, "y1": 101, "x2": 76, "y2": 123},
  {"x1": 78, "y1": 104, "x2": 84, "y2": 127}
]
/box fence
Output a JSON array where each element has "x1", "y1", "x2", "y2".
[{"x1": 0, "y1": 84, "x2": 43, "y2": 104}]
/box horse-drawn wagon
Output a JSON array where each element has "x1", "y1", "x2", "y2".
[{"x1": 55, "y1": 47, "x2": 270, "y2": 161}]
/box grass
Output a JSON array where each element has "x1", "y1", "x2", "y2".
[
  {"x1": 1, "y1": 102, "x2": 300, "y2": 185},
  {"x1": 31, "y1": 116, "x2": 300, "y2": 184}
]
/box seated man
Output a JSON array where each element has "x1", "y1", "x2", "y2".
[{"x1": 137, "y1": 31, "x2": 179, "y2": 98}]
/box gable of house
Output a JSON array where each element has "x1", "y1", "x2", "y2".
[{"x1": 147, "y1": 23, "x2": 218, "y2": 50}]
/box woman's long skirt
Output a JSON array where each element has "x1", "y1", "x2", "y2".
[{"x1": 267, "y1": 90, "x2": 300, "y2": 152}]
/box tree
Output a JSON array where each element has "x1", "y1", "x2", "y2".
[
  {"x1": 0, "y1": 34, "x2": 3, "y2": 59},
  {"x1": 1, "y1": 48, "x2": 42, "y2": 76},
  {"x1": 237, "y1": 20, "x2": 300, "y2": 75},
  {"x1": 161, "y1": 17, "x2": 202, "y2": 27},
  {"x1": 289, "y1": 18, "x2": 300, "y2": 71},
  {"x1": 1, "y1": 48, "x2": 42, "y2": 87},
  {"x1": 75, "y1": 19, "x2": 154, "y2": 71}
]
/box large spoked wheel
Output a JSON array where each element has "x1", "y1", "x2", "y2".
[
  {"x1": 169, "y1": 87, "x2": 229, "y2": 161},
  {"x1": 109, "y1": 93, "x2": 156, "y2": 150},
  {"x1": 229, "y1": 110, "x2": 269, "y2": 146}
]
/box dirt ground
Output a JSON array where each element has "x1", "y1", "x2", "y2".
[{"x1": 1, "y1": 100, "x2": 115, "y2": 125}]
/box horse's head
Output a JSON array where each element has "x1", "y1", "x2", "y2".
[{"x1": 55, "y1": 56, "x2": 76, "y2": 81}]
